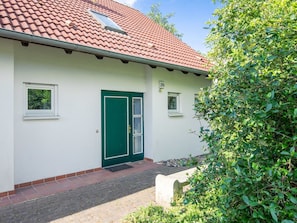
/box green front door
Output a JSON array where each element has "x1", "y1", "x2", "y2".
[{"x1": 102, "y1": 90, "x2": 144, "y2": 167}]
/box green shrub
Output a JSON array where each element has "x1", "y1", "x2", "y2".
[
  {"x1": 124, "y1": 204, "x2": 213, "y2": 223},
  {"x1": 186, "y1": 0, "x2": 297, "y2": 222},
  {"x1": 126, "y1": 0, "x2": 297, "y2": 222},
  {"x1": 124, "y1": 205, "x2": 174, "y2": 223}
]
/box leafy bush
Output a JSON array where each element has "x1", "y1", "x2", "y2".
[
  {"x1": 124, "y1": 204, "x2": 213, "y2": 223},
  {"x1": 126, "y1": 0, "x2": 296, "y2": 222},
  {"x1": 124, "y1": 205, "x2": 174, "y2": 223},
  {"x1": 185, "y1": 0, "x2": 297, "y2": 222}
]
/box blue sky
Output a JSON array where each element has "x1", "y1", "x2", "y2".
[{"x1": 115, "y1": 0, "x2": 220, "y2": 53}]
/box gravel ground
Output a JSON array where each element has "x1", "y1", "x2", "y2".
[{"x1": 157, "y1": 154, "x2": 207, "y2": 167}]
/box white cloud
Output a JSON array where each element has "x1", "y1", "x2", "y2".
[{"x1": 114, "y1": 0, "x2": 138, "y2": 7}]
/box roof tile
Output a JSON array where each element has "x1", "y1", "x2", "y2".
[
  {"x1": 53, "y1": 29, "x2": 61, "y2": 37},
  {"x1": 31, "y1": 13, "x2": 38, "y2": 19},
  {"x1": 33, "y1": 30, "x2": 41, "y2": 36},
  {"x1": 2, "y1": 17, "x2": 10, "y2": 25},
  {"x1": 14, "y1": 26, "x2": 22, "y2": 32},
  {"x1": 61, "y1": 30, "x2": 68, "y2": 39},
  {"x1": 18, "y1": 15, "x2": 25, "y2": 22},
  {"x1": 11, "y1": 19, "x2": 20, "y2": 27},
  {"x1": 35, "y1": 19, "x2": 42, "y2": 26},
  {"x1": 23, "y1": 11, "x2": 30, "y2": 18},
  {"x1": 20, "y1": 21, "x2": 29, "y2": 29},
  {"x1": 6, "y1": 7, "x2": 14, "y2": 13},
  {"x1": 38, "y1": 26, "x2": 46, "y2": 33},
  {"x1": 46, "y1": 27, "x2": 54, "y2": 35},
  {"x1": 42, "y1": 21, "x2": 49, "y2": 28},
  {"x1": 12, "y1": 3, "x2": 19, "y2": 10},
  {"x1": 3, "y1": 24, "x2": 12, "y2": 30},
  {"x1": 20, "y1": 6, "x2": 27, "y2": 12},
  {"x1": 49, "y1": 23, "x2": 57, "y2": 30},
  {"x1": 26, "y1": 17, "x2": 34, "y2": 24},
  {"x1": 0, "y1": 0, "x2": 210, "y2": 72},
  {"x1": 29, "y1": 23, "x2": 37, "y2": 31}
]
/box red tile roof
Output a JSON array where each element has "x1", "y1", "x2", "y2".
[{"x1": 0, "y1": 0, "x2": 210, "y2": 74}]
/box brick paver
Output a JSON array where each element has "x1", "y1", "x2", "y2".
[
  {"x1": 0, "y1": 163, "x2": 187, "y2": 223},
  {"x1": 51, "y1": 187, "x2": 156, "y2": 223}
]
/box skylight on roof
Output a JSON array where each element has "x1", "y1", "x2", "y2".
[{"x1": 89, "y1": 10, "x2": 127, "y2": 35}]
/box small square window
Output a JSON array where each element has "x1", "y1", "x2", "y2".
[
  {"x1": 24, "y1": 83, "x2": 59, "y2": 119},
  {"x1": 168, "y1": 92, "x2": 183, "y2": 116}
]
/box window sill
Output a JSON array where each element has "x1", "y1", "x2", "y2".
[
  {"x1": 23, "y1": 115, "x2": 60, "y2": 120},
  {"x1": 168, "y1": 112, "x2": 183, "y2": 117}
]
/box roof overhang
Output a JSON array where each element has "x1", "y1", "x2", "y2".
[{"x1": 0, "y1": 28, "x2": 208, "y2": 76}]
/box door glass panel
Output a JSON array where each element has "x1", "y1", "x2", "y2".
[
  {"x1": 133, "y1": 117, "x2": 141, "y2": 134},
  {"x1": 133, "y1": 136, "x2": 142, "y2": 154},
  {"x1": 132, "y1": 97, "x2": 143, "y2": 154},
  {"x1": 133, "y1": 98, "x2": 141, "y2": 115}
]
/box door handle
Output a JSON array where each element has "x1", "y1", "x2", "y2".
[{"x1": 128, "y1": 125, "x2": 131, "y2": 134}]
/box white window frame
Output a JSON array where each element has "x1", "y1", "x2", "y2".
[
  {"x1": 168, "y1": 92, "x2": 183, "y2": 117},
  {"x1": 132, "y1": 97, "x2": 144, "y2": 155},
  {"x1": 23, "y1": 83, "x2": 59, "y2": 120}
]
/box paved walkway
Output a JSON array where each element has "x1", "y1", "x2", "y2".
[
  {"x1": 51, "y1": 187, "x2": 156, "y2": 223},
  {"x1": 0, "y1": 161, "x2": 188, "y2": 223}
]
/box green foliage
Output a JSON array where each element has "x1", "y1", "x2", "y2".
[
  {"x1": 124, "y1": 205, "x2": 174, "y2": 223},
  {"x1": 147, "y1": 4, "x2": 183, "y2": 39},
  {"x1": 185, "y1": 155, "x2": 199, "y2": 167},
  {"x1": 126, "y1": 0, "x2": 296, "y2": 222},
  {"x1": 28, "y1": 89, "x2": 51, "y2": 110},
  {"x1": 124, "y1": 204, "x2": 213, "y2": 223},
  {"x1": 187, "y1": 0, "x2": 297, "y2": 222}
]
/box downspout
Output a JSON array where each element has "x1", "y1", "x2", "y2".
[{"x1": 0, "y1": 28, "x2": 208, "y2": 76}]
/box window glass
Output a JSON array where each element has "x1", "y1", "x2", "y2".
[
  {"x1": 133, "y1": 117, "x2": 141, "y2": 134},
  {"x1": 168, "y1": 92, "x2": 180, "y2": 111},
  {"x1": 133, "y1": 98, "x2": 142, "y2": 115},
  {"x1": 168, "y1": 95, "x2": 177, "y2": 110},
  {"x1": 24, "y1": 83, "x2": 58, "y2": 119},
  {"x1": 168, "y1": 92, "x2": 182, "y2": 116},
  {"x1": 133, "y1": 136, "x2": 142, "y2": 154},
  {"x1": 28, "y1": 89, "x2": 52, "y2": 110},
  {"x1": 89, "y1": 10, "x2": 127, "y2": 34},
  {"x1": 132, "y1": 97, "x2": 143, "y2": 154}
]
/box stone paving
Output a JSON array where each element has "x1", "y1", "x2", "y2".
[
  {"x1": 51, "y1": 187, "x2": 156, "y2": 223},
  {"x1": 0, "y1": 163, "x2": 188, "y2": 223}
]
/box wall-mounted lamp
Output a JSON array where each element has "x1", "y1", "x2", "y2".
[{"x1": 159, "y1": 80, "x2": 165, "y2": 92}]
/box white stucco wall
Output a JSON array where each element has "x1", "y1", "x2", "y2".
[
  {"x1": 13, "y1": 42, "x2": 147, "y2": 184},
  {"x1": 1, "y1": 38, "x2": 210, "y2": 186},
  {"x1": 147, "y1": 68, "x2": 211, "y2": 162},
  {"x1": 0, "y1": 39, "x2": 15, "y2": 193}
]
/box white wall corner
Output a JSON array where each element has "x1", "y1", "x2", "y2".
[
  {"x1": 0, "y1": 39, "x2": 15, "y2": 193},
  {"x1": 143, "y1": 65, "x2": 154, "y2": 159}
]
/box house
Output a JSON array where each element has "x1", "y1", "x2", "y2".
[{"x1": 0, "y1": 0, "x2": 211, "y2": 196}]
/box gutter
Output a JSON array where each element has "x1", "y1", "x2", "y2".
[{"x1": 0, "y1": 28, "x2": 208, "y2": 76}]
